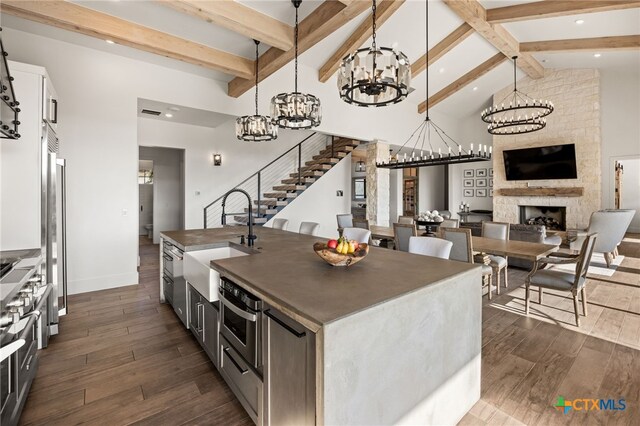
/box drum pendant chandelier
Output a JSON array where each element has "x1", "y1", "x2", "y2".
[
  {"x1": 236, "y1": 40, "x2": 278, "y2": 141},
  {"x1": 338, "y1": 0, "x2": 411, "y2": 107},
  {"x1": 481, "y1": 56, "x2": 554, "y2": 135},
  {"x1": 271, "y1": 0, "x2": 321, "y2": 129}
]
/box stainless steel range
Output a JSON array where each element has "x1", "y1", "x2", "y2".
[{"x1": 1, "y1": 249, "x2": 53, "y2": 426}]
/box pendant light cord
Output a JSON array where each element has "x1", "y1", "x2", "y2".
[
  {"x1": 294, "y1": 4, "x2": 299, "y2": 93},
  {"x1": 254, "y1": 40, "x2": 259, "y2": 116},
  {"x1": 371, "y1": 0, "x2": 377, "y2": 80},
  {"x1": 425, "y1": 0, "x2": 429, "y2": 119},
  {"x1": 513, "y1": 56, "x2": 517, "y2": 92}
]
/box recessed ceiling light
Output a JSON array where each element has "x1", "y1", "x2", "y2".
[
  {"x1": 165, "y1": 113, "x2": 173, "y2": 118},
  {"x1": 575, "y1": 19, "x2": 585, "y2": 25},
  {"x1": 472, "y1": 86, "x2": 478, "y2": 91},
  {"x1": 439, "y1": 68, "x2": 445, "y2": 73},
  {"x1": 541, "y1": 59, "x2": 547, "y2": 63},
  {"x1": 594, "y1": 53, "x2": 602, "y2": 58},
  {"x1": 105, "y1": 39, "x2": 115, "y2": 44}
]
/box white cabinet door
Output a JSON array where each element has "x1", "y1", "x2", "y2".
[
  {"x1": 42, "y1": 75, "x2": 58, "y2": 131},
  {"x1": 0, "y1": 68, "x2": 42, "y2": 250}
]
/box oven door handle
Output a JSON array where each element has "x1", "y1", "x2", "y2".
[
  {"x1": 0, "y1": 339, "x2": 25, "y2": 363},
  {"x1": 219, "y1": 294, "x2": 257, "y2": 322}
]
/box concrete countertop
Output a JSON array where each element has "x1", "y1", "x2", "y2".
[{"x1": 160, "y1": 227, "x2": 478, "y2": 332}]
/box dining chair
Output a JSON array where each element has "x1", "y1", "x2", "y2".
[
  {"x1": 272, "y1": 218, "x2": 289, "y2": 231},
  {"x1": 398, "y1": 216, "x2": 415, "y2": 225},
  {"x1": 393, "y1": 223, "x2": 417, "y2": 252},
  {"x1": 353, "y1": 218, "x2": 369, "y2": 229},
  {"x1": 408, "y1": 237, "x2": 453, "y2": 259},
  {"x1": 442, "y1": 227, "x2": 494, "y2": 299},
  {"x1": 337, "y1": 214, "x2": 354, "y2": 236},
  {"x1": 299, "y1": 221, "x2": 320, "y2": 236},
  {"x1": 440, "y1": 218, "x2": 459, "y2": 228},
  {"x1": 342, "y1": 227, "x2": 372, "y2": 244},
  {"x1": 525, "y1": 233, "x2": 598, "y2": 326},
  {"x1": 482, "y1": 221, "x2": 510, "y2": 295}
]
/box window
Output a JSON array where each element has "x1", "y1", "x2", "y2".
[
  {"x1": 138, "y1": 170, "x2": 153, "y2": 184},
  {"x1": 353, "y1": 177, "x2": 366, "y2": 200}
]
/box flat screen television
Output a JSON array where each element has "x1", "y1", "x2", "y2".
[{"x1": 503, "y1": 144, "x2": 577, "y2": 181}]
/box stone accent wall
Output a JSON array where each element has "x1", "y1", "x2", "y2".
[
  {"x1": 492, "y1": 69, "x2": 601, "y2": 229},
  {"x1": 366, "y1": 141, "x2": 390, "y2": 226}
]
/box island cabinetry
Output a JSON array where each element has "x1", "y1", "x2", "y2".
[
  {"x1": 172, "y1": 276, "x2": 187, "y2": 327},
  {"x1": 263, "y1": 304, "x2": 316, "y2": 426},
  {"x1": 187, "y1": 284, "x2": 219, "y2": 368}
]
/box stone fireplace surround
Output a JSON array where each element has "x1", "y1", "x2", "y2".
[
  {"x1": 519, "y1": 205, "x2": 566, "y2": 231},
  {"x1": 492, "y1": 69, "x2": 602, "y2": 230}
]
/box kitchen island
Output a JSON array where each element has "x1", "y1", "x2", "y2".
[{"x1": 160, "y1": 227, "x2": 481, "y2": 425}]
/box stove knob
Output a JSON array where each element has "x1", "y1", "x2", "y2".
[{"x1": 28, "y1": 274, "x2": 43, "y2": 284}]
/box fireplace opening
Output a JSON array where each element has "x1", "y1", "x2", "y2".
[{"x1": 519, "y1": 206, "x2": 566, "y2": 231}]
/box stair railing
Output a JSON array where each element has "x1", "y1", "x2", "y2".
[{"x1": 203, "y1": 132, "x2": 333, "y2": 228}]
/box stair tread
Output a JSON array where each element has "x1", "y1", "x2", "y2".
[
  {"x1": 300, "y1": 164, "x2": 332, "y2": 171},
  {"x1": 234, "y1": 215, "x2": 267, "y2": 224},
  {"x1": 306, "y1": 158, "x2": 340, "y2": 166},
  {"x1": 313, "y1": 152, "x2": 347, "y2": 160},
  {"x1": 281, "y1": 177, "x2": 315, "y2": 184},
  {"x1": 289, "y1": 171, "x2": 324, "y2": 178},
  {"x1": 246, "y1": 207, "x2": 277, "y2": 215},
  {"x1": 263, "y1": 192, "x2": 297, "y2": 199},
  {"x1": 272, "y1": 185, "x2": 306, "y2": 191},
  {"x1": 254, "y1": 199, "x2": 288, "y2": 206}
]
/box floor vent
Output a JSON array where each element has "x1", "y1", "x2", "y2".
[{"x1": 141, "y1": 109, "x2": 161, "y2": 116}]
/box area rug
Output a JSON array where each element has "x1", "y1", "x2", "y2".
[{"x1": 548, "y1": 253, "x2": 624, "y2": 277}]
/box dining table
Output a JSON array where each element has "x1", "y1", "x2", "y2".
[{"x1": 368, "y1": 225, "x2": 559, "y2": 262}]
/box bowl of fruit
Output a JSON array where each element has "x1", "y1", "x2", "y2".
[{"x1": 313, "y1": 237, "x2": 369, "y2": 267}]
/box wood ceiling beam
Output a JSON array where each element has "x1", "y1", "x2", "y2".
[
  {"x1": 0, "y1": 0, "x2": 255, "y2": 79},
  {"x1": 411, "y1": 23, "x2": 474, "y2": 77},
  {"x1": 487, "y1": 1, "x2": 640, "y2": 24},
  {"x1": 163, "y1": 0, "x2": 294, "y2": 51},
  {"x1": 228, "y1": 0, "x2": 370, "y2": 98},
  {"x1": 318, "y1": 0, "x2": 405, "y2": 83},
  {"x1": 443, "y1": 0, "x2": 544, "y2": 79},
  {"x1": 520, "y1": 35, "x2": 640, "y2": 53},
  {"x1": 418, "y1": 53, "x2": 506, "y2": 114}
]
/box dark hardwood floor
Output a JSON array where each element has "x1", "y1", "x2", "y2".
[
  {"x1": 19, "y1": 236, "x2": 252, "y2": 426},
  {"x1": 19, "y1": 234, "x2": 640, "y2": 425}
]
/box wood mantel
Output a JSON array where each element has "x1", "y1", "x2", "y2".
[{"x1": 497, "y1": 187, "x2": 584, "y2": 197}]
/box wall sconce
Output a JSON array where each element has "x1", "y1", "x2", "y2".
[
  {"x1": 355, "y1": 160, "x2": 365, "y2": 172},
  {"x1": 213, "y1": 154, "x2": 222, "y2": 166}
]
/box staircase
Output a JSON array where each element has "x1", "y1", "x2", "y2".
[{"x1": 203, "y1": 133, "x2": 361, "y2": 228}]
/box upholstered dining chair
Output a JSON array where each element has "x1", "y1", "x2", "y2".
[
  {"x1": 408, "y1": 237, "x2": 453, "y2": 259},
  {"x1": 440, "y1": 218, "x2": 459, "y2": 228},
  {"x1": 526, "y1": 233, "x2": 598, "y2": 326},
  {"x1": 336, "y1": 214, "x2": 353, "y2": 236},
  {"x1": 353, "y1": 218, "x2": 370, "y2": 229},
  {"x1": 393, "y1": 223, "x2": 417, "y2": 252},
  {"x1": 342, "y1": 227, "x2": 372, "y2": 244},
  {"x1": 272, "y1": 218, "x2": 289, "y2": 231},
  {"x1": 398, "y1": 216, "x2": 415, "y2": 225},
  {"x1": 573, "y1": 210, "x2": 634, "y2": 267},
  {"x1": 442, "y1": 227, "x2": 494, "y2": 299},
  {"x1": 482, "y1": 221, "x2": 510, "y2": 294},
  {"x1": 299, "y1": 221, "x2": 320, "y2": 236}
]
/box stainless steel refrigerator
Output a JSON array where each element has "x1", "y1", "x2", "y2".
[{"x1": 42, "y1": 121, "x2": 67, "y2": 333}]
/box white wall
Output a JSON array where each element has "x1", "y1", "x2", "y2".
[
  {"x1": 137, "y1": 118, "x2": 313, "y2": 231},
  {"x1": 139, "y1": 146, "x2": 184, "y2": 243},
  {"x1": 264, "y1": 155, "x2": 352, "y2": 239},
  {"x1": 600, "y1": 68, "x2": 640, "y2": 231},
  {"x1": 3, "y1": 27, "x2": 425, "y2": 293},
  {"x1": 418, "y1": 166, "x2": 446, "y2": 213}
]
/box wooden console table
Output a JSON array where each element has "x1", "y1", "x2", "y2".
[{"x1": 458, "y1": 211, "x2": 493, "y2": 223}]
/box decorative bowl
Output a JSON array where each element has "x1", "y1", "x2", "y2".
[{"x1": 313, "y1": 242, "x2": 369, "y2": 267}]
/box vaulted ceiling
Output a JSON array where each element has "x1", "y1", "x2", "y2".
[{"x1": 2, "y1": 0, "x2": 639, "y2": 119}]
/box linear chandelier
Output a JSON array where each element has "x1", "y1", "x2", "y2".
[
  {"x1": 377, "y1": 0, "x2": 489, "y2": 169},
  {"x1": 271, "y1": 0, "x2": 321, "y2": 129},
  {"x1": 338, "y1": 0, "x2": 411, "y2": 107},
  {"x1": 236, "y1": 40, "x2": 278, "y2": 142},
  {"x1": 481, "y1": 56, "x2": 554, "y2": 135}
]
